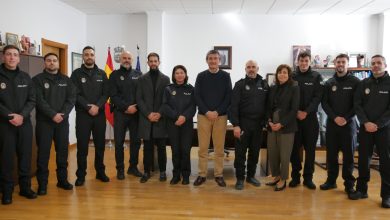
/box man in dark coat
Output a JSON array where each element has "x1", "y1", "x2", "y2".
[{"x1": 136, "y1": 52, "x2": 170, "y2": 183}]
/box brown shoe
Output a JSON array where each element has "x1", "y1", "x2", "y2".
[
  {"x1": 215, "y1": 177, "x2": 226, "y2": 187},
  {"x1": 193, "y1": 176, "x2": 206, "y2": 186}
]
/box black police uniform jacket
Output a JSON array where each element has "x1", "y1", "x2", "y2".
[
  {"x1": 70, "y1": 64, "x2": 109, "y2": 113},
  {"x1": 161, "y1": 83, "x2": 196, "y2": 124},
  {"x1": 109, "y1": 66, "x2": 142, "y2": 112},
  {"x1": 354, "y1": 71, "x2": 390, "y2": 129},
  {"x1": 33, "y1": 70, "x2": 76, "y2": 121},
  {"x1": 0, "y1": 64, "x2": 35, "y2": 122},
  {"x1": 136, "y1": 70, "x2": 170, "y2": 140},
  {"x1": 229, "y1": 74, "x2": 269, "y2": 128},
  {"x1": 322, "y1": 73, "x2": 360, "y2": 123}
]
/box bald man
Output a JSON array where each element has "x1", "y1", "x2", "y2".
[
  {"x1": 109, "y1": 51, "x2": 143, "y2": 180},
  {"x1": 229, "y1": 60, "x2": 269, "y2": 190}
]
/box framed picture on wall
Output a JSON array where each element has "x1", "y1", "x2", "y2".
[
  {"x1": 5, "y1": 32, "x2": 19, "y2": 48},
  {"x1": 72, "y1": 52, "x2": 83, "y2": 71},
  {"x1": 266, "y1": 73, "x2": 275, "y2": 86},
  {"x1": 214, "y1": 46, "x2": 232, "y2": 69},
  {"x1": 292, "y1": 45, "x2": 311, "y2": 70}
]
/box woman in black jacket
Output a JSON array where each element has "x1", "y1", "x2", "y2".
[
  {"x1": 265, "y1": 64, "x2": 300, "y2": 191},
  {"x1": 161, "y1": 65, "x2": 196, "y2": 185}
]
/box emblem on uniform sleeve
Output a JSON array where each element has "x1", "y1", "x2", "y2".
[
  {"x1": 44, "y1": 83, "x2": 50, "y2": 89},
  {"x1": 332, "y1": 85, "x2": 337, "y2": 92},
  {"x1": 81, "y1": 78, "x2": 86, "y2": 83},
  {"x1": 172, "y1": 90, "x2": 176, "y2": 96},
  {"x1": 120, "y1": 76, "x2": 125, "y2": 81},
  {"x1": 245, "y1": 85, "x2": 250, "y2": 90},
  {"x1": 0, "y1": 83, "x2": 6, "y2": 89},
  {"x1": 365, "y1": 88, "x2": 370, "y2": 94}
]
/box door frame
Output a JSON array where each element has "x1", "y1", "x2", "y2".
[{"x1": 41, "y1": 38, "x2": 68, "y2": 75}]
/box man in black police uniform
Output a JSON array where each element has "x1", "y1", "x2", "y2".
[
  {"x1": 290, "y1": 51, "x2": 323, "y2": 189},
  {"x1": 350, "y1": 55, "x2": 390, "y2": 208},
  {"x1": 71, "y1": 46, "x2": 110, "y2": 186},
  {"x1": 136, "y1": 52, "x2": 170, "y2": 183},
  {"x1": 229, "y1": 60, "x2": 268, "y2": 190},
  {"x1": 33, "y1": 53, "x2": 76, "y2": 195},
  {"x1": 0, "y1": 45, "x2": 36, "y2": 205},
  {"x1": 320, "y1": 54, "x2": 359, "y2": 194},
  {"x1": 110, "y1": 51, "x2": 142, "y2": 180}
]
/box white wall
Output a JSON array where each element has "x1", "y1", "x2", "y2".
[
  {"x1": 86, "y1": 13, "x2": 147, "y2": 71},
  {"x1": 162, "y1": 14, "x2": 380, "y2": 85},
  {"x1": 383, "y1": 11, "x2": 390, "y2": 62},
  {"x1": 0, "y1": 0, "x2": 87, "y2": 144}
]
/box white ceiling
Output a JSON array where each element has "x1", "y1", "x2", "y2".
[{"x1": 59, "y1": 0, "x2": 390, "y2": 15}]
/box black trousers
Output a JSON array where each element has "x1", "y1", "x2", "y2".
[
  {"x1": 143, "y1": 126, "x2": 166, "y2": 174},
  {"x1": 0, "y1": 120, "x2": 32, "y2": 194},
  {"x1": 291, "y1": 114, "x2": 319, "y2": 181},
  {"x1": 357, "y1": 126, "x2": 390, "y2": 199},
  {"x1": 36, "y1": 119, "x2": 69, "y2": 186},
  {"x1": 113, "y1": 111, "x2": 141, "y2": 171},
  {"x1": 325, "y1": 121, "x2": 356, "y2": 189},
  {"x1": 167, "y1": 121, "x2": 193, "y2": 178},
  {"x1": 75, "y1": 111, "x2": 106, "y2": 179},
  {"x1": 234, "y1": 125, "x2": 262, "y2": 180}
]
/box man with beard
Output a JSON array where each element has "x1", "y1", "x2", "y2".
[
  {"x1": 290, "y1": 51, "x2": 323, "y2": 189},
  {"x1": 229, "y1": 60, "x2": 268, "y2": 190},
  {"x1": 320, "y1": 54, "x2": 359, "y2": 195},
  {"x1": 110, "y1": 51, "x2": 142, "y2": 180},
  {"x1": 0, "y1": 45, "x2": 36, "y2": 205},
  {"x1": 71, "y1": 46, "x2": 110, "y2": 186},
  {"x1": 350, "y1": 55, "x2": 390, "y2": 208},
  {"x1": 33, "y1": 53, "x2": 76, "y2": 195},
  {"x1": 136, "y1": 52, "x2": 170, "y2": 183}
]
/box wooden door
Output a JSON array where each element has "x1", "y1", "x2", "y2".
[{"x1": 41, "y1": 38, "x2": 68, "y2": 75}]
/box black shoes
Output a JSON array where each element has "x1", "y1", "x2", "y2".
[
  {"x1": 303, "y1": 180, "x2": 317, "y2": 190},
  {"x1": 182, "y1": 177, "x2": 190, "y2": 185},
  {"x1": 246, "y1": 177, "x2": 261, "y2": 187},
  {"x1": 96, "y1": 173, "x2": 110, "y2": 182},
  {"x1": 382, "y1": 197, "x2": 390, "y2": 208},
  {"x1": 140, "y1": 173, "x2": 151, "y2": 183},
  {"x1": 1, "y1": 193, "x2": 12, "y2": 205},
  {"x1": 75, "y1": 178, "x2": 85, "y2": 186},
  {"x1": 57, "y1": 181, "x2": 74, "y2": 190},
  {"x1": 37, "y1": 185, "x2": 47, "y2": 195},
  {"x1": 289, "y1": 179, "x2": 301, "y2": 187},
  {"x1": 170, "y1": 176, "x2": 181, "y2": 185},
  {"x1": 127, "y1": 167, "x2": 143, "y2": 177},
  {"x1": 275, "y1": 181, "x2": 287, "y2": 191},
  {"x1": 117, "y1": 169, "x2": 125, "y2": 180},
  {"x1": 235, "y1": 180, "x2": 244, "y2": 190},
  {"x1": 193, "y1": 176, "x2": 206, "y2": 186},
  {"x1": 159, "y1": 172, "x2": 167, "y2": 182},
  {"x1": 19, "y1": 189, "x2": 37, "y2": 199},
  {"x1": 320, "y1": 182, "x2": 337, "y2": 190},
  {"x1": 215, "y1": 177, "x2": 226, "y2": 187},
  {"x1": 348, "y1": 191, "x2": 368, "y2": 200}
]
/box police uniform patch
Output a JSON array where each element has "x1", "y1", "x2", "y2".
[
  {"x1": 365, "y1": 88, "x2": 370, "y2": 94},
  {"x1": 0, "y1": 83, "x2": 6, "y2": 89},
  {"x1": 245, "y1": 85, "x2": 250, "y2": 90},
  {"x1": 44, "y1": 83, "x2": 50, "y2": 89},
  {"x1": 172, "y1": 90, "x2": 176, "y2": 96},
  {"x1": 81, "y1": 78, "x2": 86, "y2": 83},
  {"x1": 120, "y1": 76, "x2": 125, "y2": 81},
  {"x1": 332, "y1": 85, "x2": 337, "y2": 91}
]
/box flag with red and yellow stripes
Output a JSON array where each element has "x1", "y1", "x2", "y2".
[{"x1": 104, "y1": 47, "x2": 114, "y2": 126}]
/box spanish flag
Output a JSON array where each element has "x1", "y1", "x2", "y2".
[{"x1": 104, "y1": 47, "x2": 114, "y2": 126}]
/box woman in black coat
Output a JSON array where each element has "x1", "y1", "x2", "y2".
[
  {"x1": 265, "y1": 64, "x2": 300, "y2": 191},
  {"x1": 161, "y1": 65, "x2": 196, "y2": 185}
]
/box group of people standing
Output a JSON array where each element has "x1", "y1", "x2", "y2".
[{"x1": 0, "y1": 44, "x2": 389, "y2": 209}]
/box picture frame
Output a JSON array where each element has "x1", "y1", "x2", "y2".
[
  {"x1": 5, "y1": 32, "x2": 19, "y2": 48},
  {"x1": 72, "y1": 52, "x2": 83, "y2": 72},
  {"x1": 266, "y1": 73, "x2": 275, "y2": 86},
  {"x1": 292, "y1": 45, "x2": 311, "y2": 70},
  {"x1": 214, "y1": 46, "x2": 232, "y2": 69},
  {"x1": 348, "y1": 52, "x2": 367, "y2": 68}
]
